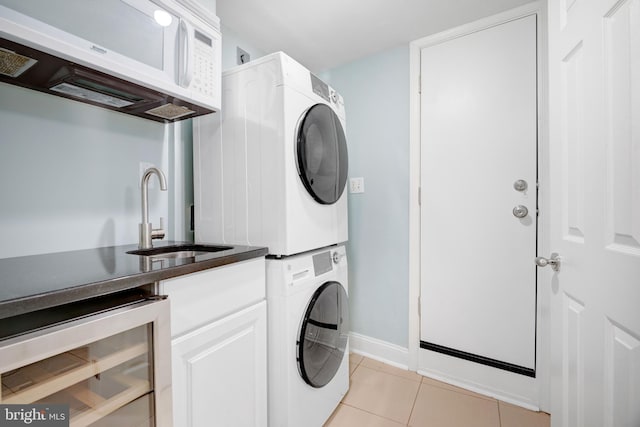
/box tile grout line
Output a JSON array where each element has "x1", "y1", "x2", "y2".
[
  {"x1": 405, "y1": 379, "x2": 423, "y2": 426},
  {"x1": 340, "y1": 402, "x2": 407, "y2": 426},
  {"x1": 359, "y1": 359, "x2": 423, "y2": 383},
  {"x1": 344, "y1": 359, "x2": 420, "y2": 426},
  {"x1": 420, "y1": 377, "x2": 497, "y2": 403}
]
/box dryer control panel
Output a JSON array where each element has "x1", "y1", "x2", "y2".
[
  {"x1": 310, "y1": 73, "x2": 330, "y2": 101},
  {"x1": 310, "y1": 72, "x2": 344, "y2": 109}
]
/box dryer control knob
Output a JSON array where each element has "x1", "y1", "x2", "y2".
[
  {"x1": 332, "y1": 251, "x2": 344, "y2": 264},
  {"x1": 331, "y1": 92, "x2": 339, "y2": 103}
]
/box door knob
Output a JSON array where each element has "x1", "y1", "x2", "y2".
[
  {"x1": 535, "y1": 253, "x2": 561, "y2": 271},
  {"x1": 513, "y1": 205, "x2": 528, "y2": 218}
]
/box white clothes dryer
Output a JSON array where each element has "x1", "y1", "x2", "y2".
[
  {"x1": 193, "y1": 52, "x2": 349, "y2": 256},
  {"x1": 266, "y1": 245, "x2": 349, "y2": 427}
]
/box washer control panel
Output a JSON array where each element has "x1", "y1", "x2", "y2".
[{"x1": 312, "y1": 251, "x2": 333, "y2": 276}]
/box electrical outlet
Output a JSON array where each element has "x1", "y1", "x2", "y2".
[
  {"x1": 349, "y1": 177, "x2": 364, "y2": 194},
  {"x1": 237, "y1": 47, "x2": 250, "y2": 65}
]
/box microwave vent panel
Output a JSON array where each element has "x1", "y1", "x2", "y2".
[
  {"x1": 50, "y1": 82, "x2": 135, "y2": 108},
  {"x1": 0, "y1": 48, "x2": 37, "y2": 77},
  {"x1": 146, "y1": 103, "x2": 196, "y2": 120}
]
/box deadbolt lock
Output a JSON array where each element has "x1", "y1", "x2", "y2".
[
  {"x1": 513, "y1": 205, "x2": 528, "y2": 218},
  {"x1": 513, "y1": 179, "x2": 528, "y2": 192}
]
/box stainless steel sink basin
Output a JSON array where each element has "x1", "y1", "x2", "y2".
[{"x1": 127, "y1": 244, "x2": 233, "y2": 260}]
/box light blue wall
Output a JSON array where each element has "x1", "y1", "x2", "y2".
[
  {"x1": 323, "y1": 46, "x2": 411, "y2": 348},
  {"x1": 0, "y1": 83, "x2": 187, "y2": 258}
]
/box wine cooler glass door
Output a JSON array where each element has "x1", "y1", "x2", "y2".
[{"x1": 0, "y1": 298, "x2": 172, "y2": 427}]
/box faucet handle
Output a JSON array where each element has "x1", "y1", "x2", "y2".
[{"x1": 151, "y1": 217, "x2": 166, "y2": 240}]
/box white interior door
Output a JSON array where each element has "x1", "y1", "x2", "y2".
[
  {"x1": 420, "y1": 15, "x2": 538, "y2": 374},
  {"x1": 547, "y1": 0, "x2": 640, "y2": 426}
]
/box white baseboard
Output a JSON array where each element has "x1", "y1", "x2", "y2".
[{"x1": 348, "y1": 332, "x2": 409, "y2": 369}]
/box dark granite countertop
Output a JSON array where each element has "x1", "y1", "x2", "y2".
[{"x1": 0, "y1": 241, "x2": 268, "y2": 320}]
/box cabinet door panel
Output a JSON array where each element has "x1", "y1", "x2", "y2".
[{"x1": 171, "y1": 301, "x2": 267, "y2": 427}]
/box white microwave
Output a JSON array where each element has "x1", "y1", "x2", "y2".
[{"x1": 0, "y1": 0, "x2": 221, "y2": 122}]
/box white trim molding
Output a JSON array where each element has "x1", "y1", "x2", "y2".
[
  {"x1": 407, "y1": 28, "x2": 422, "y2": 374},
  {"x1": 349, "y1": 332, "x2": 409, "y2": 370},
  {"x1": 410, "y1": 2, "x2": 541, "y2": 50},
  {"x1": 408, "y1": 0, "x2": 550, "y2": 412}
]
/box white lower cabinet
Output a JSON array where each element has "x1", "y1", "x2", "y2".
[
  {"x1": 171, "y1": 301, "x2": 267, "y2": 427},
  {"x1": 160, "y1": 258, "x2": 267, "y2": 427}
]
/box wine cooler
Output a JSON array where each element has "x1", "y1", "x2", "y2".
[{"x1": 0, "y1": 295, "x2": 172, "y2": 426}]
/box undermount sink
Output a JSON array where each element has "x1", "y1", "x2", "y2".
[{"x1": 127, "y1": 244, "x2": 233, "y2": 260}]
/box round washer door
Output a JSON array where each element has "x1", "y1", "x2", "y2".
[
  {"x1": 296, "y1": 104, "x2": 348, "y2": 205},
  {"x1": 297, "y1": 281, "x2": 349, "y2": 388}
]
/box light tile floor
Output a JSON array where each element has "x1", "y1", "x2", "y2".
[{"x1": 324, "y1": 354, "x2": 550, "y2": 427}]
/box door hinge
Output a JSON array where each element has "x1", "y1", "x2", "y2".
[
  {"x1": 418, "y1": 187, "x2": 421, "y2": 206},
  {"x1": 418, "y1": 74, "x2": 421, "y2": 94},
  {"x1": 418, "y1": 297, "x2": 421, "y2": 317}
]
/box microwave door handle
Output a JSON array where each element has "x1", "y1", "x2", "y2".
[{"x1": 179, "y1": 19, "x2": 194, "y2": 87}]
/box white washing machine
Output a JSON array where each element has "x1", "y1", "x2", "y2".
[
  {"x1": 193, "y1": 51, "x2": 349, "y2": 256},
  {"x1": 266, "y1": 245, "x2": 349, "y2": 427}
]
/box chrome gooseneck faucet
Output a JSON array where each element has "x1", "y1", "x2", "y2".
[{"x1": 139, "y1": 167, "x2": 167, "y2": 249}]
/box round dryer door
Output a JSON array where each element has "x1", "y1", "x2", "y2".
[
  {"x1": 297, "y1": 281, "x2": 349, "y2": 388},
  {"x1": 296, "y1": 104, "x2": 348, "y2": 205}
]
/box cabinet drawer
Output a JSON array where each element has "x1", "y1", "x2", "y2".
[{"x1": 160, "y1": 257, "x2": 265, "y2": 337}]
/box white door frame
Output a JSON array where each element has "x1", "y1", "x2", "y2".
[{"x1": 407, "y1": 1, "x2": 551, "y2": 411}]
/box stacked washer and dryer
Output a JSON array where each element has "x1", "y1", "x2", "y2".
[{"x1": 193, "y1": 52, "x2": 350, "y2": 427}]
